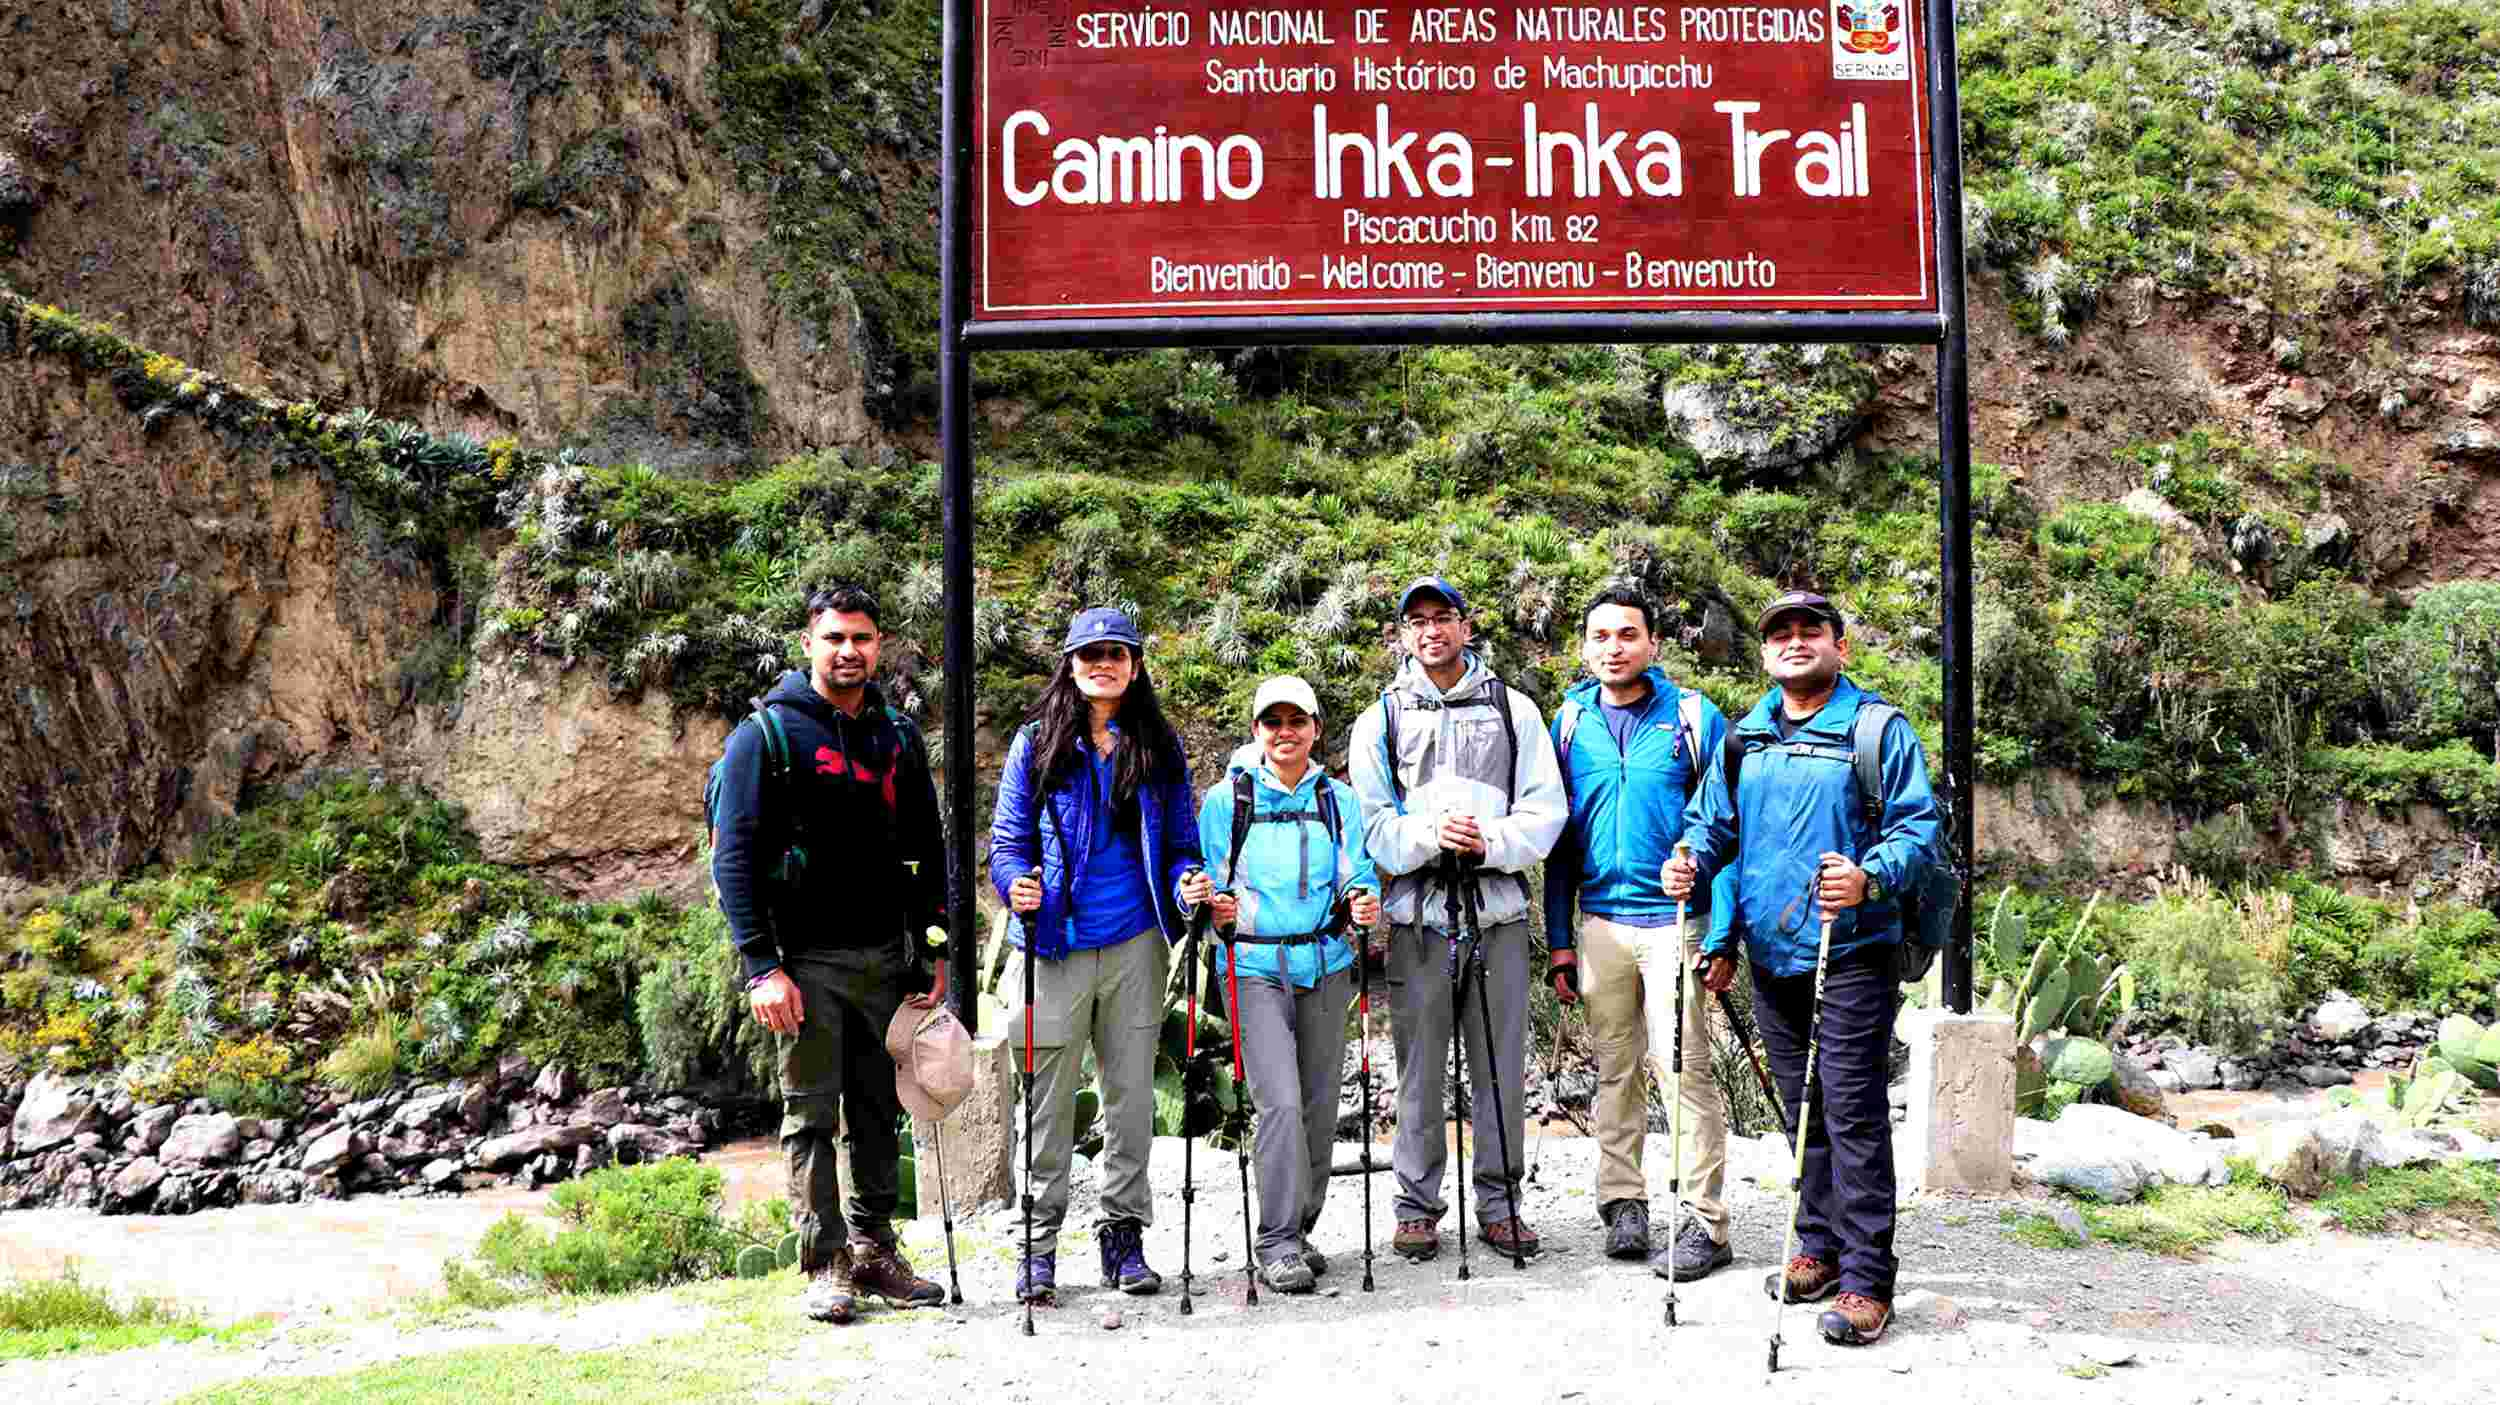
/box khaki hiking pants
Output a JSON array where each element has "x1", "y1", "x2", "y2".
[
  {"x1": 1003, "y1": 929, "x2": 1169, "y2": 1246},
  {"x1": 777, "y1": 948, "x2": 909, "y2": 1271},
  {"x1": 1578, "y1": 915, "x2": 1728, "y2": 1242}
]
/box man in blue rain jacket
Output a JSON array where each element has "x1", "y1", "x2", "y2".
[{"x1": 1665, "y1": 590, "x2": 1939, "y2": 1348}]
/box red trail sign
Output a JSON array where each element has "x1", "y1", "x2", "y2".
[{"x1": 974, "y1": 1, "x2": 1936, "y2": 320}]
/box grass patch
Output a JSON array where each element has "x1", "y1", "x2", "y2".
[
  {"x1": 2006, "y1": 1167, "x2": 2300, "y2": 1257},
  {"x1": 2085, "y1": 1169, "x2": 2300, "y2": 1257},
  {"x1": 2316, "y1": 1162, "x2": 2500, "y2": 1234},
  {"x1": 176, "y1": 1336, "x2": 769, "y2": 1405},
  {"x1": 2000, "y1": 1208, "x2": 2087, "y2": 1249},
  {"x1": 0, "y1": 1268, "x2": 270, "y2": 1361}
]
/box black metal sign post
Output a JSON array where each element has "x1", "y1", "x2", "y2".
[{"x1": 939, "y1": 0, "x2": 1978, "y2": 1027}]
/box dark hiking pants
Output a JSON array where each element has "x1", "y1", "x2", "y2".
[
  {"x1": 779, "y1": 947, "x2": 908, "y2": 1270},
  {"x1": 1749, "y1": 944, "x2": 1899, "y2": 1301}
]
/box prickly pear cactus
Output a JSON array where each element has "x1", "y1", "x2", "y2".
[
  {"x1": 776, "y1": 1231, "x2": 800, "y2": 1269},
  {"x1": 736, "y1": 1244, "x2": 776, "y2": 1279}
]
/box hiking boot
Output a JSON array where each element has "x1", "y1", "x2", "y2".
[
  {"x1": 1819, "y1": 1291, "x2": 1891, "y2": 1345},
  {"x1": 1650, "y1": 1217, "x2": 1734, "y2": 1282},
  {"x1": 849, "y1": 1239, "x2": 943, "y2": 1307},
  {"x1": 1015, "y1": 1251, "x2": 1057, "y2": 1304},
  {"x1": 1601, "y1": 1199, "x2": 1651, "y2": 1260},
  {"x1": 1764, "y1": 1254, "x2": 1840, "y2": 1304},
  {"x1": 1300, "y1": 1244, "x2": 1329, "y2": 1278},
  {"x1": 1258, "y1": 1255, "x2": 1317, "y2": 1294},
  {"x1": 1478, "y1": 1217, "x2": 1542, "y2": 1257},
  {"x1": 1097, "y1": 1218, "x2": 1162, "y2": 1296},
  {"x1": 803, "y1": 1249, "x2": 857, "y2": 1324},
  {"x1": 1393, "y1": 1218, "x2": 1441, "y2": 1261}
]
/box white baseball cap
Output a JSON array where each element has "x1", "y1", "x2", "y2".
[{"x1": 1251, "y1": 675, "x2": 1322, "y2": 723}]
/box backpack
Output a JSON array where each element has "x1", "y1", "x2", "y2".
[
  {"x1": 1376, "y1": 676, "x2": 1520, "y2": 808},
  {"x1": 1223, "y1": 768, "x2": 1345, "y2": 886},
  {"x1": 1553, "y1": 688, "x2": 1711, "y2": 809},
  {"x1": 1720, "y1": 701, "x2": 1960, "y2": 982},
  {"x1": 703, "y1": 698, "x2": 807, "y2": 894},
  {"x1": 1376, "y1": 674, "x2": 1526, "y2": 905},
  {"x1": 1218, "y1": 769, "x2": 1348, "y2": 947}
]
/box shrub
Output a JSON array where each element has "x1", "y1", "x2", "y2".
[
  {"x1": 319, "y1": 1020, "x2": 403, "y2": 1097},
  {"x1": 2175, "y1": 809, "x2": 2263, "y2": 888},
  {"x1": 474, "y1": 1159, "x2": 740, "y2": 1294},
  {"x1": 20, "y1": 913, "x2": 86, "y2": 968},
  {"x1": 2116, "y1": 879, "x2": 2290, "y2": 1051},
  {"x1": 0, "y1": 1267, "x2": 187, "y2": 1333},
  {"x1": 634, "y1": 908, "x2": 767, "y2": 1092},
  {"x1": 2362, "y1": 582, "x2": 2500, "y2": 750}
]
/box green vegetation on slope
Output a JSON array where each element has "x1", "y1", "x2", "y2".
[{"x1": 0, "y1": 778, "x2": 765, "y2": 1101}]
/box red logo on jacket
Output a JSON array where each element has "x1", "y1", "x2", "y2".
[{"x1": 816, "y1": 745, "x2": 899, "y2": 810}]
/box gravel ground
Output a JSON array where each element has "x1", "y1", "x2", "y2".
[{"x1": 11, "y1": 1128, "x2": 2497, "y2": 1405}]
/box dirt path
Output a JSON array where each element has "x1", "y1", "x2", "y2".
[{"x1": 6, "y1": 1132, "x2": 2498, "y2": 1403}]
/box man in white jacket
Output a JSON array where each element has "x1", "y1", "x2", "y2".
[{"x1": 1348, "y1": 576, "x2": 1568, "y2": 1262}]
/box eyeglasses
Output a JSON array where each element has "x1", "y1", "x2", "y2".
[
  {"x1": 1073, "y1": 644, "x2": 1132, "y2": 665},
  {"x1": 1402, "y1": 612, "x2": 1463, "y2": 633}
]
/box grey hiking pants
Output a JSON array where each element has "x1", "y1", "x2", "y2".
[
  {"x1": 1387, "y1": 918, "x2": 1530, "y2": 1226},
  {"x1": 776, "y1": 948, "x2": 908, "y2": 1271},
  {"x1": 1233, "y1": 961, "x2": 1355, "y2": 1265},
  {"x1": 1004, "y1": 929, "x2": 1169, "y2": 1246}
]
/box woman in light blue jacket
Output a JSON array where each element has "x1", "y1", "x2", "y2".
[{"x1": 1200, "y1": 675, "x2": 1382, "y2": 1293}]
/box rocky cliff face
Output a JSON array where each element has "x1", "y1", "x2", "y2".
[
  {"x1": 0, "y1": 341, "x2": 438, "y2": 875},
  {"x1": 0, "y1": 0, "x2": 870, "y2": 459}
]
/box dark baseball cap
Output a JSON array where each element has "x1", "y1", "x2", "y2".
[
  {"x1": 1061, "y1": 606, "x2": 1144, "y2": 654},
  {"x1": 1397, "y1": 576, "x2": 1467, "y2": 618},
  {"x1": 1757, "y1": 590, "x2": 1846, "y2": 636}
]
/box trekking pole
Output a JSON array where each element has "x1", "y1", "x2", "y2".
[
  {"x1": 1664, "y1": 842, "x2": 1691, "y2": 1327},
  {"x1": 1352, "y1": 899, "x2": 1378, "y2": 1294},
  {"x1": 1458, "y1": 862, "x2": 1525, "y2": 1273},
  {"x1": 934, "y1": 1120, "x2": 964, "y2": 1305},
  {"x1": 1717, "y1": 989, "x2": 1797, "y2": 1149},
  {"x1": 1180, "y1": 902, "x2": 1210, "y2": 1317},
  {"x1": 1225, "y1": 938, "x2": 1258, "y2": 1306},
  {"x1": 1440, "y1": 857, "x2": 1471, "y2": 1284},
  {"x1": 1766, "y1": 907, "x2": 1839, "y2": 1375},
  {"x1": 1020, "y1": 911, "x2": 1039, "y2": 1337}
]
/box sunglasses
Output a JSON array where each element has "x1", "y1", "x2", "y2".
[{"x1": 1073, "y1": 644, "x2": 1133, "y2": 665}]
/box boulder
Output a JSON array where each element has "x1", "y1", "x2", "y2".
[
  {"x1": 240, "y1": 1171, "x2": 306, "y2": 1205},
  {"x1": 2061, "y1": 1105, "x2": 2230, "y2": 1189},
  {"x1": 422, "y1": 1158, "x2": 464, "y2": 1189},
  {"x1": 10, "y1": 1072, "x2": 100, "y2": 1155},
  {"x1": 495, "y1": 1053, "x2": 536, "y2": 1093},
  {"x1": 608, "y1": 1123, "x2": 703, "y2": 1164},
  {"x1": 301, "y1": 1126, "x2": 367, "y2": 1175},
  {"x1": 2309, "y1": 992, "x2": 2372, "y2": 1041},
  {"x1": 476, "y1": 1124, "x2": 600, "y2": 1168},
  {"x1": 159, "y1": 1113, "x2": 243, "y2": 1167},
  {"x1": 579, "y1": 1086, "x2": 632, "y2": 1127},
  {"x1": 2109, "y1": 1050, "x2": 2170, "y2": 1120},
  {"x1": 129, "y1": 1104, "x2": 182, "y2": 1153},
  {"x1": 397, "y1": 1092, "x2": 459, "y2": 1131},
  {"x1": 532, "y1": 1064, "x2": 576, "y2": 1104},
  {"x1": 2253, "y1": 1111, "x2": 2409, "y2": 1196},
  {"x1": 2148, "y1": 1069, "x2": 2184, "y2": 1094},
  {"x1": 2220, "y1": 1060, "x2": 2264, "y2": 1091},
  {"x1": 240, "y1": 1139, "x2": 275, "y2": 1163},
  {"x1": 106, "y1": 1157, "x2": 166, "y2": 1209},
  {"x1": 2297, "y1": 1064, "x2": 2353, "y2": 1088},
  {"x1": 2016, "y1": 1117, "x2": 2146, "y2": 1203},
  {"x1": 2166, "y1": 1049, "x2": 2222, "y2": 1091},
  {"x1": 457, "y1": 1083, "x2": 497, "y2": 1133}
]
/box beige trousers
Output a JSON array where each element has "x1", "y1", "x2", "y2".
[{"x1": 1578, "y1": 914, "x2": 1728, "y2": 1240}]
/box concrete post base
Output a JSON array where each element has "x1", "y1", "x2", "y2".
[
  {"x1": 909, "y1": 1033, "x2": 1017, "y2": 1219},
  {"x1": 1900, "y1": 1009, "x2": 2016, "y2": 1193}
]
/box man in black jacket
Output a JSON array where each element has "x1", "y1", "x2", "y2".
[{"x1": 712, "y1": 583, "x2": 949, "y2": 1324}]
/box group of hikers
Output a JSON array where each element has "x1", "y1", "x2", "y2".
[{"x1": 709, "y1": 573, "x2": 1943, "y2": 1350}]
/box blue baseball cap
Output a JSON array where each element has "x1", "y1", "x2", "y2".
[
  {"x1": 1397, "y1": 576, "x2": 1466, "y2": 618},
  {"x1": 1061, "y1": 606, "x2": 1144, "y2": 654}
]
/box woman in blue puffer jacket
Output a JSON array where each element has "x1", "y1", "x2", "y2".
[
  {"x1": 989, "y1": 607, "x2": 1212, "y2": 1305},
  {"x1": 1200, "y1": 675, "x2": 1382, "y2": 1294}
]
